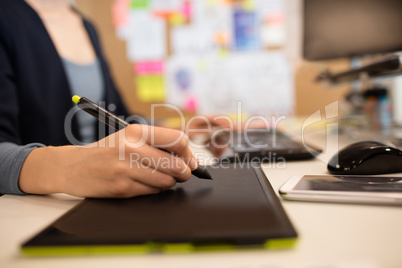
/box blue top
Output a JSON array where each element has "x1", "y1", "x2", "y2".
[{"x1": 0, "y1": 0, "x2": 130, "y2": 195}]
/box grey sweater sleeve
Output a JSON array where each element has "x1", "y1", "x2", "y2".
[{"x1": 0, "y1": 142, "x2": 45, "y2": 195}]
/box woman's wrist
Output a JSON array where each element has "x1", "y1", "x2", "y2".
[{"x1": 18, "y1": 146, "x2": 73, "y2": 195}]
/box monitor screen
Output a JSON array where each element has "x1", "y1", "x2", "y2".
[{"x1": 303, "y1": 0, "x2": 402, "y2": 60}]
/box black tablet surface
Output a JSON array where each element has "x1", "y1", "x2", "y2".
[{"x1": 22, "y1": 164, "x2": 297, "y2": 255}]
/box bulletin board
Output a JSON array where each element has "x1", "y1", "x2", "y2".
[{"x1": 76, "y1": 0, "x2": 294, "y2": 120}]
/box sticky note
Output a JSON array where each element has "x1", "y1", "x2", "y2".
[
  {"x1": 112, "y1": 0, "x2": 130, "y2": 28},
  {"x1": 131, "y1": 0, "x2": 149, "y2": 9},
  {"x1": 184, "y1": 96, "x2": 198, "y2": 112}
]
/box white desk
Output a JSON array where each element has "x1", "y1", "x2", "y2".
[{"x1": 1, "y1": 128, "x2": 402, "y2": 268}]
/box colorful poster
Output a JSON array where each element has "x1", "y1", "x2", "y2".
[{"x1": 233, "y1": 9, "x2": 259, "y2": 51}]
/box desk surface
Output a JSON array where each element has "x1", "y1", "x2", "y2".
[{"x1": 1, "y1": 127, "x2": 402, "y2": 268}]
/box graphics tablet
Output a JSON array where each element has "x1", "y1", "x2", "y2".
[{"x1": 22, "y1": 164, "x2": 297, "y2": 256}]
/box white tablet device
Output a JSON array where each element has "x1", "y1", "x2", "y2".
[{"x1": 279, "y1": 175, "x2": 402, "y2": 206}]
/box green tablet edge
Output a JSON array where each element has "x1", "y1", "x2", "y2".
[{"x1": 21, "y1": 238, "x2": 297, "y2": 256}]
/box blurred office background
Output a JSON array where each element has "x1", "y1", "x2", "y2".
[{"x1": 75, "y1": 0, "x2": 402, "y2": 131}]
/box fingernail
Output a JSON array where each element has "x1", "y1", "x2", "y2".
[{"x1": 189, "y1": 157, "x2": 198, "y2": 170}]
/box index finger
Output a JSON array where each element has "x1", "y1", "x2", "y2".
[{"x1": 125, "y1": 125, "x2": 198, "y2": 171}]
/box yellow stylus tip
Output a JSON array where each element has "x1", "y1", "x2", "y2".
[{"x1": 72, "y1": 95, "x2": 81, "y2": 104}]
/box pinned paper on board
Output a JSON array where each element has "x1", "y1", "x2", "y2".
[
  {"x1": 261, "y1": 11, "x2": 286, "y2": 48},
  {"x1": 126, "y1": 11, "x2": 166, "y2": 61},
  {"x1": 165, "y1": 52, "x2": 293, "y2": 116},
  {"x1": 151, "y1": 0, "x2": 181, "y2": 12},
  {"x1": 165, "y1": 56, "x2": 201, "y2": 109},
  {"x1": 233, "y1": 8, "x2": 259, "y2": 51}
]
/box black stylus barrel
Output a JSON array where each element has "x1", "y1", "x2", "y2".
[
  {"x1": 76, "y1": 97, "x2": 128, "y2": 130},
  {"x1": 73, "y1": 96, "x2": 213, "y2": 180}
]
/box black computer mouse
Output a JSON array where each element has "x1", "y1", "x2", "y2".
[{"x1": 327, "y1": 141, "x2": 402, "y2": 175}]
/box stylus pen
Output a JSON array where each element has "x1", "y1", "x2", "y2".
[{"x1": 72, "y1": 95, "x2": 213, "y2": 180}]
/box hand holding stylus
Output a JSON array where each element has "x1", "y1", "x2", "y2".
[
  {"x1": 72, "y1": 95, "x2": 212, "y2": 180},
  {"x1": 18, "y1": 97, "x2": 210, "y2": 198},
  {"x1": 19, "y1": 123, "x2": 201, "y2": 198}
]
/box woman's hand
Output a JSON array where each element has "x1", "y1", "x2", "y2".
[
  {"x1": 18, "y1": 125, "x2": 198, "y2": 198},
  {"x1": 185, "y1": 115, "x2": 269, "y2": 138}
]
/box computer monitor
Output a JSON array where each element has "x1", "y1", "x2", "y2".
[{"x1": 303, "y1": 0, "x2": 402, "y2": 61}]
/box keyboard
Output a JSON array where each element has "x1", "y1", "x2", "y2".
[{"x1": 206, "y1": 129, "x2": 321, "y2": 162}]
